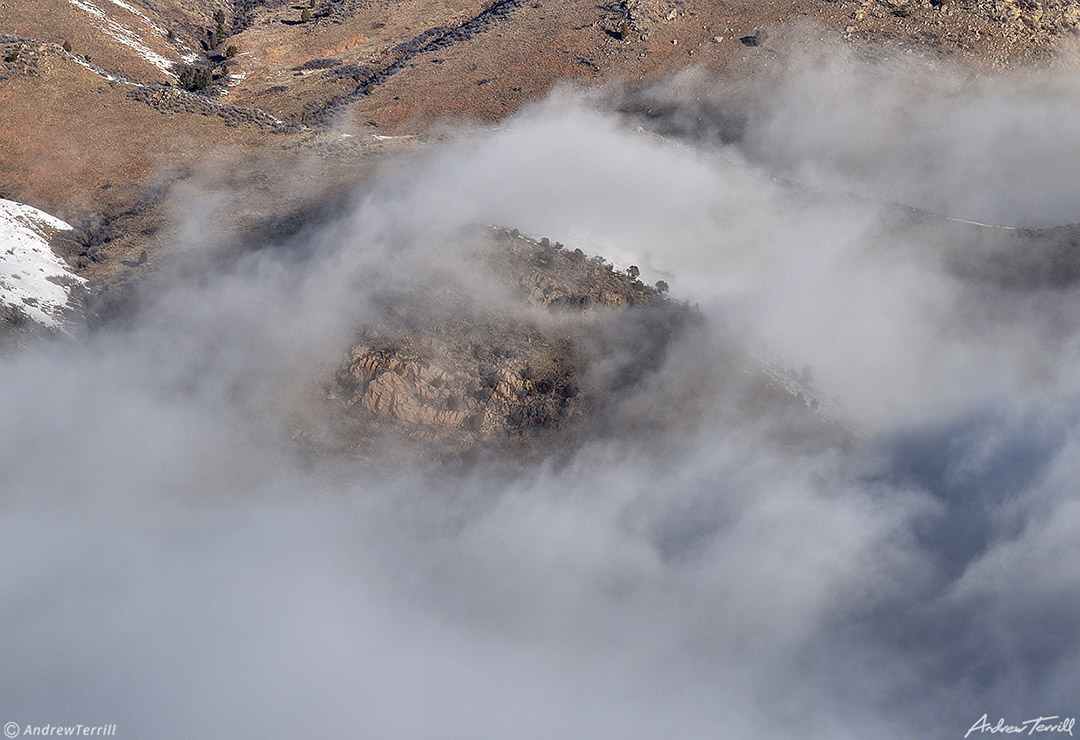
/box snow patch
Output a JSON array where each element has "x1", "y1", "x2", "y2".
[
  {"x1": 0, "y1": 200, "x2": 86, "y2": 329},
  {"x1": 68, "y1": 0, "x2": 178, "y2": 77},
  {"x1": 222, "y1": 71, "x2": 246, "y2": 89}
]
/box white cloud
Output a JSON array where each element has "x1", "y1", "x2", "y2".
[{"x1": 3, "y1": 37, "x2": 1080, "y2": 739}]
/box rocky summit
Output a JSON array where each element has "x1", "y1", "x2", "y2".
[{"x1": 321, "y1": 227, "x2": 695, "y2": 454}]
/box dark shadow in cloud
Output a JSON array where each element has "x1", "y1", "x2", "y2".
[{"x1": 874, "y1": 405, "x2": 1071, "y2": 578}]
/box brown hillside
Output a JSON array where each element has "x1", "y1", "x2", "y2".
[{"x1": 4, "y1": 0, "x2": 1080, "y2": 289}]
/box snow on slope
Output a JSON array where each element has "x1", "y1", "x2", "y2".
[
  {"x1": 67, "y1": 0, "x2": 180, "y2": 77},
  {"x1": 0, "y1": 199, "x2": 85, "y2": 329},
  {"x1": 104, "y1": 0, "x2": 200, "y2": 64}
]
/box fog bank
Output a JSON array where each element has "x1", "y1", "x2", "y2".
[{"x1": 3, "y1": 39, "x2": 1080, "y2": 740}]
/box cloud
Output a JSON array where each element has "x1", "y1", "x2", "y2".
[{"x1": 2, "y1": 35, "x2": 1080, "y2": 739}]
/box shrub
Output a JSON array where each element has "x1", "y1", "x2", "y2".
[
  {"x1": 655, "y1": 280, "x2": 669, "y2": 293},
  {"x1": 225, "y1": 44, "x2": 238, "y2": 58},
  {"x1": 300, "y1": 8, "x2": 311, "y2": 21},
  {"x1": 178, "y1": 65, "x2": 213, "y2": 90},
  {"x1": 627, "y1": 265, "x2": 640, "y2": 279},
  {"x1": 62, "y1": 40, "x2": 72, "y2": 52},
  {"x1": 4, "y1": 52, "x2": 19, "y2": 63}
]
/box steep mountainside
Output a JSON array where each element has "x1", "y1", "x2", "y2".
[{"x1": 5, "y1": 0, "x2": 1080, "y2": 451}]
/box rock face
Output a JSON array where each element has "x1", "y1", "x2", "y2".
[
  {"x1": 327, "y1": 227, "x2": 691, "y2": 452},
  {"x1": 338, "y1": 318, "x2": 582, "y2": 447}
]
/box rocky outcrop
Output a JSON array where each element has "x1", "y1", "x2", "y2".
[
  {"x1": 325, "y1": 227, "x2": 690, "y2": 452},
  {"x1": 126, "y1": 84, "x2": 294, "y2": 131},
  {"x1": 335, "y1": 317, "x2": 582, "y2": 448}
]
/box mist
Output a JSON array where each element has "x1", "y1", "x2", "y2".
[{"x1": 3, "y1": 38, "x2": 1080, "y2": 739}]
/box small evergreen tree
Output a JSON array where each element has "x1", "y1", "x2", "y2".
[{"x1": 211, "y1": 10, "x2": 227, "y2": 46}]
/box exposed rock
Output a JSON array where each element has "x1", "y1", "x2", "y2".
[
  {"x1": 323, "y1": 227, "x2": 692, "y2": 454},
  {"x1": 338, "y1": 317, "x2": 583, "y2": 448}
]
